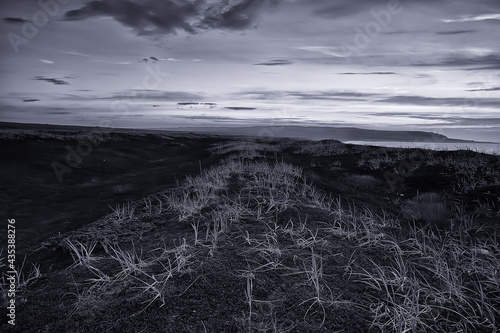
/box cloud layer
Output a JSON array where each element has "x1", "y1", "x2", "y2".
[
  {"x1": 64, "y1": 0, "x2": 280, "y2": 35},
  {"x1": 33, "y1": 76, "x2": 70, "y2": 85}
]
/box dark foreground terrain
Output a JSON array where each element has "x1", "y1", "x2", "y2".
[{"x1": 1, "y1": 124, "x2": 500, "y2": 332}]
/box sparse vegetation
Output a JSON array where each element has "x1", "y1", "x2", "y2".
[
  {"x1": 108, "y1": 202, "x2": 136, "y2": 224},
  {"x1": 5, "y1": 135, "x2": 500, "y2": 332}
]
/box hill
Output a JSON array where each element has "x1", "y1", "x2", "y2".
[{"x1": 1, "y1": 125, "x2": 500, "y2": 332}]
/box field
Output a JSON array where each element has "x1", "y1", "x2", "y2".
[{"x1": 1, "y1": 126, "x2": 500, "y2": 332}]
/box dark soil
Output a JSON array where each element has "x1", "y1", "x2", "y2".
[{"x1": 1, "y1": 124, "x2": 499, "y2": 332}]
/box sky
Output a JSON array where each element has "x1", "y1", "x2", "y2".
[{"x1": 0, "y1": 0, "x2": 499, "y2": 142}]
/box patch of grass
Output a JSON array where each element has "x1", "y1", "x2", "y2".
[
  {"x1": 64, "y1": 238, "x2": 98, "y2": 269},
  {"x1": 108, "y1": 202, "x2": 135, "y2": 224},
  {"x1": 109, "y1": 243, "x2": 148, "y2": 279},
  {"x1": 402, "y1": 192, "x2": 450, "y2": 226}
]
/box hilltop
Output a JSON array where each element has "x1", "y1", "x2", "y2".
[{"x1": 1, "y1": 125, "x2": 499, "y2": 332}]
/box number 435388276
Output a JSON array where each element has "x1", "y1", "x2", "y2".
[{"x1": 7, "y1": 219, "x2": 16, "y2": 266}]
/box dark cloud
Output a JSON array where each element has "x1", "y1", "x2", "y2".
[
  {"x1": 3, "y1": 17, "x2": 29, "y2": 24},
  {"x1": 23, "y1": 99, "x2": 40, "y2": 102},
  {"x1": 65, "y1": 0, "x2": 201, "y2": 35},
  {"x1": 314, "y1": 4, "x2": 360, "y2": 19},
  {"x1": 140, "y1": 56, "x2": 160, "y2": 63},
  {"x1": 254, "y1": 59, "x2": 293, "y2": 66},
  {"x1": 33, "y1": 76, "x2": 70, "y2": 85},
  {"x1": 466, "y1": 87, "x2": 500, "y2": 92},
  {"x1": 415, "y1": 55, "x2": 500, "y2": 70},
  {"x1": 64, "y1": 0, "x2": 281, "y2": 35},
  {"x1": 200, "y1": 0, "x2": 277, "y2": 30},
  {"x1": 224, "y1": 106, "x2": 257, "y2": 110},
  {"x1": 435, "y1": 30, "x2": 476, "y2": 35},
  {"x1": 46, "y1": 111, "x2": 71, "y2": 115},
  {"x1": 380, "y1": 95, "x2": 500, "y2": 108}
]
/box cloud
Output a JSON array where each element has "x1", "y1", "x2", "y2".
[
  {"x1": 380, "y1": 95, "x2": 500, "y2": 108},
  {"x1": 435, "y1": 30, "x2": 476, "y2": 35},
  {"x1": 140, "y1": 56, "x2": 160, "y2": 63},
  {"x1": 288, "y1": 91, "x2": 378, "y2": 100},
  {"x1": 3, "y1": 17, "x2": 29, "y2": 24},
  {"x1": 59, "y1": 50, "x2": 94, "y2": 58},
  {"x1": 309, "y1": 0, "x2": 443, "y2": 19},
  {"x1": 33, "y1": 76, "x2": 70, "y2": 85},
  {"x1": 254, "y1": 59, "x2": 293, "y2": 66},
  {"x1": 40, "y1": 59, "x2": 54, "y2": 64},
  {"x1": 138, "y1": 56, "x2": 200, "y2": 63},
  {"x1": 442, "y1": 13, "x2": 500, "y2": 23},
  {"x1": 64, "y1": 0, "x2": 281, "y2": 35},
  {"x1": 65, "y1": 0, "x2": 200, "y2": 34},
  {"x1": 23, "y1": 99, "x2": 40, "y2": 102},
  {"x1": 142, "y1": 57, "x2": 203, "y2": 62},
  {"x1": 224, "y1": 106, "x2": 257, "y2": 110},
  {"x1": 313, "y1": 4, "x2": 360, "y2": 19},
  {"x1": 46, "y1": 111, "x2": 71, "y2": 115},
  {"x1": 102, "y1": 89, "x2": 205, "y2": 101},
  {"x1": 171, "y1": 115, "x2": 241, "y2": 121},
  {"x1": 466, "y1": 87, "x2": 500, "y2": 92},
  {"x1": 200, "y1": 0, "x2": 278, "y2": 30},
  {"x1": 368, "y1": 112, "x2": 418, "y2": 117},
  {"x1": 340, "y1": 72, "x2": 396, "y2": 75},
  {"x1": 296, "y1": 46, "x2": 347, "y2": 58},
  {"x1": 452, "y1": 117, "x2": 500, "y2": 126},
  {"x1": 236, "y1": 89, "x2": 378, "y2": 101},
  {"x1": 312, "y1": 0, "x2": 402, "y2": 19},
  {"x1": 369, "y1": 112, "x2": 500, "y2": 127},
  {"x1": 414, "y1": 54, "x2": 500, "y2": 70},
  {"x1": 92, "y1": 59, "x2": 132, "y2": 65}
]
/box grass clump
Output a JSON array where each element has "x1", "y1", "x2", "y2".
[{"x1": 402, "y1": 192, "x2": 450, "y2": 226}]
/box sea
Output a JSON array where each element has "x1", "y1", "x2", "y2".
[{"x1": 344, "y1": 141, "x2": 500, "y2": 155}]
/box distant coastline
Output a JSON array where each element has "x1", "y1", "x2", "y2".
[{"x1": 0, "y1": 121, "x2": 496, "y2": 144}]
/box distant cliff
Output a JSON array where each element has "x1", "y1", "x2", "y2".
[{"x1": 169, "y1": 126, "x2": 477, "y2": 143}]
